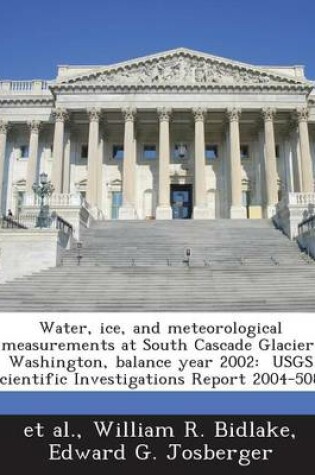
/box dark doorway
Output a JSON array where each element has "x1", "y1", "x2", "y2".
[{"x1": 170, "y1": 184, "x2": 193, "y2": 219}]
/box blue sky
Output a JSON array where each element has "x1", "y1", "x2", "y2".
[{"x1": 1, "y1": 0, "x2": 314, "y2": 79}]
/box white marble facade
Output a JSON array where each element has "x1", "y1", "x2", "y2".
[{"x1": 0, "y1": 47, "x2": 315, "y2": 220}]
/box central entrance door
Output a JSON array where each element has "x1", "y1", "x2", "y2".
[{"x1": 170, "y1": 184, "x2": 193, "y2": 219}]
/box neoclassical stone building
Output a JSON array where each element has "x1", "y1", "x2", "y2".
[{"x1": 0, "y1": 47, "x2": 315, "y2": 222}]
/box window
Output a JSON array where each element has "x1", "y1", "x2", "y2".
[
  {"x1": 19, "y1": 145, "x2": 29, "y2": 159},
  {"x1": 143, "y1": 145, "x2": 157, "y2": 160},
  {"x1": 174, "y1": 144, "x2": 188, "y2": 160},
  {"x1": 275, "y1": 145, "x2": 280, "y2": 159},
  {"x1": 205, "y1": 145, "x2": 218, "y2": 160},
  {"x1": 240, "y1": 145, "x2": 249, "y2": 160},
  {"x1": 49, "y1": 145, "x2": 53, "y2": 158},
  {"x1": 112, "y1": 145, "x2": 124, "y2": 160},
  {"x1": 81, "y1": 144, "x2": 88, "y2": 159}
]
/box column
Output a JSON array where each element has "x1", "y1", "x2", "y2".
[
  {"x1": 283, "y1": 125, "x2": 295, "y2": 193},
  {"x1": 296, "y1": 107, "x2": 314, "y2": 192},
  {"x1": 262, "y1": 107, "x2": 278, "y2": 216},
  {"x1": 0, "y1": 120, "x2": 9, "y2": 213},
  {"x1": 62, "y1": 131, "x2": 71, "y2": 194},
  {"x1": 97, "y1": 125, "x2": 105, "y2": 212},
  {"x1": 227, "y1": 108, "x2": 246, "y2": 219},
  {"x1": 288, "y1": 119, "x2": 302, "y2": 192},
  {"x1": 51, "y1": 108, "x2": 68, "y2": 193},
  {"x1": 26, "y1": 121, "x2": 41, "y2": 194},
  {"x1": 119, "y1": 107, "x2": 137, "y2": 219},
  {"x1": 156, "y1": 107, "x2": 172, "y2": 219},
  {"x1": 193, "y1": 108, "x2": 212, "y2": 219},
  {"x1": 86, "y1": 108, "x2": 101, "y2": 207}
]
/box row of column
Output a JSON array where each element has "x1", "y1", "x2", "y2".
[{"x1": 0, "y1": 106, "x2": 314, "y2": 217}]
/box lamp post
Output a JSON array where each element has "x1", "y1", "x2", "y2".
[{"x1": 32, "y1": 172, "x2": 55, "y2": 228}]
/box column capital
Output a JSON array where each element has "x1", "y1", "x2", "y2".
[
  {"x1": 193, "y1": 107, "x2": 207, "y2": 122},
  {"x1": 262, "y1": 107, "x2": 276, "y2": 122},
  {"x1": 295, "y1": 106, "x2": 309, "y2": 123},
  {"x1": 27, "y1": 120, "x2": 42, "y2": 134},
  {"x1": 157, "y1": 107, "x2": 172, "y2": 122},
  {"x1": 226, "y1": 107, "x2": 241, "y2": 122},
  {"x1": 87, "y1": 107, "x2": 102, "y2": 122},
  {"x1": 52, "y1": 108, "x2": 69, "y2": 123},
  {"x1": 122, "y1": 107, "x2": 137, "y2": 122},
  {"x1": 0, "y1": 120, "x2": 9, "y2": 135}
]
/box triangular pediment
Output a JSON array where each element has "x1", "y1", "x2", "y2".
[{"x1": 53, "y1": 48, "x2": 312, "y2": 93}]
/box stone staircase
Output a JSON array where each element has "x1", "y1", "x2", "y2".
[{"x1": 0, "y1": 219, "x2": 315, "y2": 311}]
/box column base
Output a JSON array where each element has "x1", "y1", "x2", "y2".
[
  {"x1": 193, "y1": 206, "x2": 215, "y2": 219},
  {"x1": 264, "y1": 205, "x2": 277, "y2": 219},
  {"x1": 119, "y1": 205, "x2": 137, "y2": 220},
  {"x1": 230, "y1": 206, "x2": 247, "y2": 219},
  {"x1": 156, "y1": 206, "x2": 172, "y2": 220}
]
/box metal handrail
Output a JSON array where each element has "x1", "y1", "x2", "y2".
[
  {"x1": 0, "y1": 215, "x2": 27, "y2": 229},
  {"x1": 298, "y1": 214, "x2": 315, "y2": 235}
]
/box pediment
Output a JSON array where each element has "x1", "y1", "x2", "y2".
[{"x1": 52, "y1": 48, "x2": 313, "y2": 94}]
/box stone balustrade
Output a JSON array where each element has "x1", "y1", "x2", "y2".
[
  {"x1": 25, "y1": 192, "x2": 82, "y2": 207},
  {"x1": 287, "y1": 192, "x2": 315, "y2": 206},
  {"x1": 275, "y1": 192, "x2": 315, "y2": 239},
  {"x1": 0, "y1": 80, "x2": 52, "y2": 94}
]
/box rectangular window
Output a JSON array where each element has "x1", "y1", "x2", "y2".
[
  {"x1": 174, "y1": 144, "x2": 188, "y2": 160},
  {"x1": 205, "y1": 144, "x2": 218, "y2": 160},
  {"x1": 143, "y1": 145, "x2": 157, "y2": 160},
  {"x1": 81, "y1": 144, "x2": 88, "y2": 159},
  {"x1": 112, "y1": 145, "x2": 124, "y2": 160},
  {"x1": 275, "y1": 145, "x2": 280, "y2": 158},
  {"x1": 240, "y1": 145, "x2": 249, "y2": 160},
  {"x1": 19, "y1": 145, "x2": 29, "y2": 159}
]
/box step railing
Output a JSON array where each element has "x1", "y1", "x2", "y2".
[{"x1": 0, "y1": 215, "x2": 27, "y2": 229}]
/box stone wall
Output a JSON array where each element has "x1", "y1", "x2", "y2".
[{"x1": 0, "y1": 229, "x2": 64, "y2": 283}]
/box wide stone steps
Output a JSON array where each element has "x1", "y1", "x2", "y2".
[{"x1": 0, "y1": 219, "x2": 314, "y2": 311}]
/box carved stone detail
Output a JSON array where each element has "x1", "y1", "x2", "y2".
[
  {"x1": 193, "y1": 107, "x2": 207, "y2": 122},
  {"x1": 295, "y1": 107, "x2": 309, "y2": 122},
  {"x1": 262, "y1": 108, "x2": 276, "y2": 121},
  {"x1": 122, "y1": 107, "x2": 136, "y2": 122},
  {"x1": 75, "y1": 56, "x2": 276, "y2": 88},
  {"x1": 28, "y1": 120, "x2": 42, "y2": 134},
  {"x1": 87, "y1": 107, "x2": 102, "y2": 122},
  {"x1": 226, "y1": 107, "x2": 241, "y2": 122},
  {"x1": 157, "y1": 107, "x2": 172, "y2": 121},
  {"x1": 53, "y1": 108, "x2": 69, "y2": 123}
]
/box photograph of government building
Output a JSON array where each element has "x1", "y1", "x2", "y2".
[{"x1": 1, "y1": 48, "x2": 315, "y2": 311}]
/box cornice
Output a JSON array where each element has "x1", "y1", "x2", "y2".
[
  {"x1": 51, "y1": 83, "x2": 312, "y2": 95},
  {"x1": 0, "y1": 96, "x2": 54, "y2": 107}
]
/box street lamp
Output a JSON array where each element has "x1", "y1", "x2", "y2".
[{"x1": 32, "y1": 172, "x2": 55, "y2": 228}]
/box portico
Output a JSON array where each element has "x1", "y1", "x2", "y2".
[{"x1": 0, "y1": 48, "x2": 314, "y2": 223}]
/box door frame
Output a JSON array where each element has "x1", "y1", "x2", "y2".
[{"x1": 170, "y1": 184, "x2": 193, "y2": 219}]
